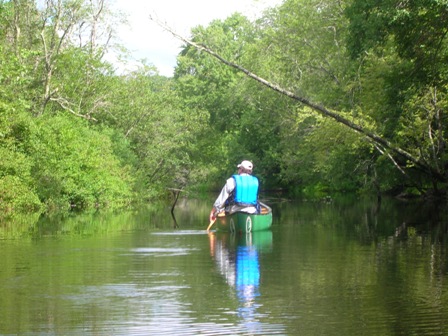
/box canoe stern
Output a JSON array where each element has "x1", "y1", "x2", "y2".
[{"x1": 216, "y1": 205, "x2": 272, "y2": 233}]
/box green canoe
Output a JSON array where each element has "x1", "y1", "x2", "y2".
[{"x1": 215, "y1": 202, "x2": 272, "y2": 233}]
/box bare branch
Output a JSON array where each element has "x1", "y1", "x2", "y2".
[
  {"x1": 50, "y1": 96, "x2": 98, "y2": 121},
  {"x1": 125, "y1": 111, "x2": 151, "y2": 137},
  {"x1": 373, "y1": 143, "x2": 407, "y2": 176}
]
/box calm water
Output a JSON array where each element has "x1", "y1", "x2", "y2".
[{"x1": 1, "y1": 196, "x2": 448, "y2": 335}]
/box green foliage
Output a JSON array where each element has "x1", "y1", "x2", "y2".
[
  {"x1": 0, "y1": 146, "x2": 43, "y2": 215},
  {"x1": 277, "y1": 106, "x2": 370, "y2": 194},
  {"x1": 175, "y1": 14, "x2": 253, "y2": 131},
  {"x1": 0, "y1": 175, "x2": 42, "y2": 215},
  {"x1": 344, "y1": 0, "x2": 448, "y2": 193},
  {"x1": 396, "y1": 85, "x2": 448, "y2": 181},
  {"x1": 240, "y1": 0, "x2": 367, "y2": 191},
  {"x1": 3, "y1": 0, "x2": 448, "y2": 218},
  {"x1": 0, "y1": 44, "x2": 34, "y2": 121},
  {"x1": 44, "y1": 47, "x2": 114, "y2": 118},
  {"x1": 346, "y1": 0, "x2": 448, "y2": 84},
  {"x1": 0, "y1": 145, "x2": 33, "y2": 185},
  {"x1": 0, "y1": 66, "x2": 42, "y2": 215},
  {"x1": 28, "y1": 115, "x2": 134, "y2": 210},
  {"x1": 101, "y1": 66, "x2": 210, "y2": 198},
  {"x1": 255, "y1": 0, "x2": 354, "y2": 108},
  {"x1": 175, "y1": 13, "x2": 286, "y2": 188}
]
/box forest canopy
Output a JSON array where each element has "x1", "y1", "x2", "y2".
[{"x1": 1, "y1": 0, "x2": 448, "y2": 217}]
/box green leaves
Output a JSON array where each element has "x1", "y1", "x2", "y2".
[
  {"x1": 28, "y1": 115, "x2": 134, "y2": 210},
  {"x1": 0, "y1": 145, "x2": 42, "y2": 216},
  {"x1": 3, "y1": 0, "x2": 448, "y2": 217},
  {"x1": 346, "y1": 0, "x2": 448, "y2": 84}
]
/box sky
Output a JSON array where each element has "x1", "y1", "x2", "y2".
[{"x1": 107, "y1": 0, "x2": 282, "y2": 77}]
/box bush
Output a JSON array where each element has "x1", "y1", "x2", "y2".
[
  {"x1": 0, "y1": 175, "x2": 43, "y2": 214},
  {"x1": 28, "y1": 115, "x2": 135, "y2": 210},
  {"x1": 0, "y1": 144, "x2": 43, "y2": 215}
]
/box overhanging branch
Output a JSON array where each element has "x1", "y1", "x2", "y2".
[{"x1": 150, "y1": 16, "x2": 446, "y2": 183}]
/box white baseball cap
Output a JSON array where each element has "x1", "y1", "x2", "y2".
[{"x1": 237, "y1": 160, "x2": 253, "y2": 170}]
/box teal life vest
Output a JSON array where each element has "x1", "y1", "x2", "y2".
[{"x1": 232, "y1": 174, "x2": 259, "y2": 206}]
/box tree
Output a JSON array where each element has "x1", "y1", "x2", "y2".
[
  {"x1": 99, "y1": 64, "x2": 209, "y2": 198},
  {"x1": 28, "y1": 0, "x2": 116, "y2": 118},
  {"x1": 345, "y1": 0, "x2": 448, "y2": 194},
  {"x1": 153, "y1": 0, "x2": 448, "y2": 196},
  {"x1": 174, "y1": 14, "x2": 271, "y2": 183},
  {"x1": 27, "y1": 114, "x2": 134, "y2": 209},
  {"x1": 346, "y1": 0, "x2": 448, "y2": 85}
]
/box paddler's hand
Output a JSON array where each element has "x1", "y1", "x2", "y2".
[{"x1": 209, "y1": 209, "x2": 217, "y2": 222}]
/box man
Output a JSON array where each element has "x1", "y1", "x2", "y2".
[{"x1": 209, "y1": 160, "x2": 259, "y2": 222}]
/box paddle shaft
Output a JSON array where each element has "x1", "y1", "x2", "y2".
[{"x1": 206, "y1": 219, "x2": 216, "y2": 231}]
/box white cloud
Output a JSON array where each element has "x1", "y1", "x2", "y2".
[{"x1": 107, "y1": 0, "x2": 281, "y2": 77}]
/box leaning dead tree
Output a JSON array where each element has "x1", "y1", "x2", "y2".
[{"x1": 149, "y1": 16, "x2": 447, "y2": 186}]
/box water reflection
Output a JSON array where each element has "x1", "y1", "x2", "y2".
[
  {"x1": 209, "y1": 231, "x2": 273, "y2": 334},
  {"x1": 4, "y1": 197, "x2": 447, "y2": 335}
]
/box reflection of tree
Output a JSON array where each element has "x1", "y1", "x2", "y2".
[
  {"x1": 168, "y1": 188, "x2": 183, "y2": 229},
  {"x1": 0, "y1": 213, "x2": 41, "y2": 238}
]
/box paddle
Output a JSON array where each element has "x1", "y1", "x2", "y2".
[
  {"x1": 206, "y1": 218, "x2": 216, "y2": 232},
  {"x1": 207, "y1": 209, "x2": 218, "y2": 232}
]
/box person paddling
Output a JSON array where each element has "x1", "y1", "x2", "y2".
[{"x1": 209, "y1": 160, "x2": 260, "y2": 223}]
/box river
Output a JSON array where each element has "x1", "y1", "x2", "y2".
[{"x1": 0, "y1": 196, "x2": 447, "y2": 335}]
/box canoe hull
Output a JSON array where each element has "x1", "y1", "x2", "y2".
[{"x1": 215, "y1": 202, "x2": 272, "y2": 233}]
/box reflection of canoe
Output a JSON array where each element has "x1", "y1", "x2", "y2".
[
  {"x1": 216, "y1": 202, "x2": 272, "y2": 233},
  {"x1": 208, "y1": 231, "x2": 284, "y2": 335},
  {"x1": 238, "y1": 231, "x2": 273, "y2": 252}
]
